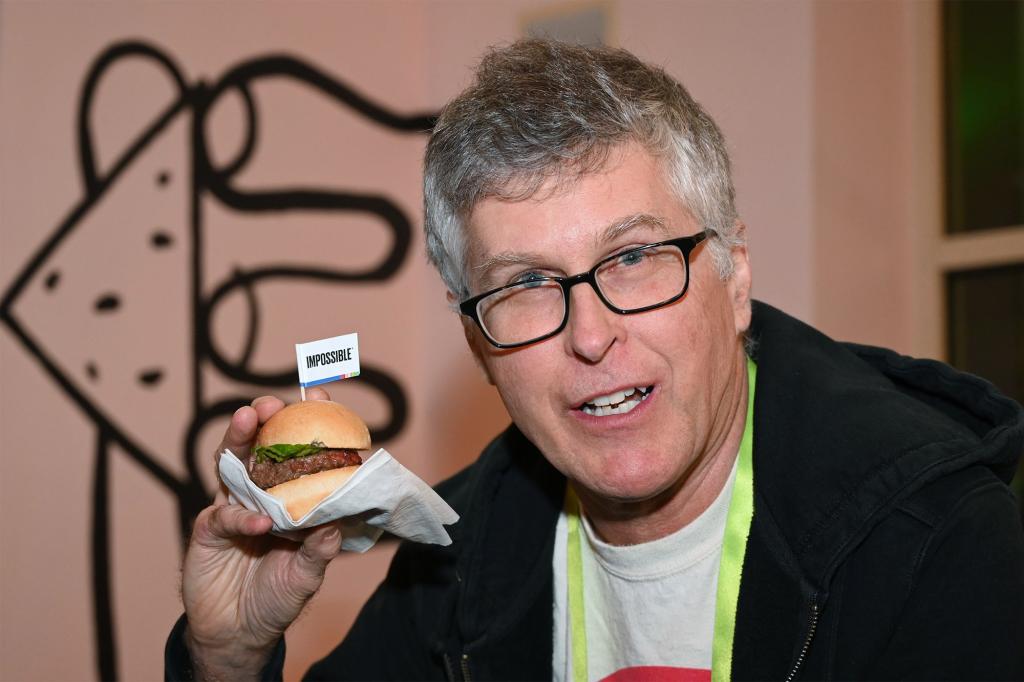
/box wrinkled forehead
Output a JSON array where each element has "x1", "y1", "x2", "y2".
[
  {"x1": 462, "y1": 148, "x2": 612, "y2": 217},
  {"x1": 462, "y1": 144, "x2": 683, "y2": 241},
  {"x1": 461, "y1": 145, "x2": 695, "y2": 291},
  {"x1": 464, "y1": 140, "x2": 671, "y2": 216}
]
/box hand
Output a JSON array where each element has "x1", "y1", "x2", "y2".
[{"x1": 181, "y1": 388, "x2": 340, "y2": 680}]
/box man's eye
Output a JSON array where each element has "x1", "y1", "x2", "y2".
[
  {"x1": 617, "y1": 249, "x2": 646, "y2": 266},
  {"x1": 513, "y1": 272, "x2": 548, "y2": 287}
]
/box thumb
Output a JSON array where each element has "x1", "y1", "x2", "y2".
[{"x1": 291, "y1": 524, "x2": 342, "y2": 580}]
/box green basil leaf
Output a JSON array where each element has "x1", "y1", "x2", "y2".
[{"x1": 254, "y1": 441, "x2": 325, "y2": 463}]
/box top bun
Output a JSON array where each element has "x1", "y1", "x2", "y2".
[{"x1": 256, "y1": 400, "x2": 371, "y2": 450}]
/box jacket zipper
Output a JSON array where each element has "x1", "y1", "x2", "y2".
[
  {"x1": 784, "y1": 598, "x2": 819, "y2": 682},
  {"x1": 441, "y1": 652, "x2": 472, "y2": 681}
]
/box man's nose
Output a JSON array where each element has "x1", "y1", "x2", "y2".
[{"x1": 564, "y1": 283, "x2": 623, "y2": 363}]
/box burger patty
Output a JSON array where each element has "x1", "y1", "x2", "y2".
[{"x1": 249, "y1": 449, "x2": 363, "y2": 489}]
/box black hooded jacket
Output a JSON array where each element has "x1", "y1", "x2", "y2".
[{"x1": 167, "y1": 302, "x2": 1024, "y2": 680}]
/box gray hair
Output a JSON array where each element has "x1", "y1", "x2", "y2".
[{"x1": 424, "y1": 39, "x2": 742, "y2": 300}]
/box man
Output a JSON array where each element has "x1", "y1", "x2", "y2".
[{"x1": 167, "y1": 40, "x2": 1024, "y2": 680}]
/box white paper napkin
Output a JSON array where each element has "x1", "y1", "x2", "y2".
[{"x1": 218, "y1": 448, "x2": 459, "y2": 552}]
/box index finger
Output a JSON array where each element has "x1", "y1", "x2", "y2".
[{"x1": 193, "y1": 503, "x2": 273, "y2": 549}]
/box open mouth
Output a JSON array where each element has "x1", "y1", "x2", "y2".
[{"x1": 578, "y1": 385, "x2": 653, "y2": 417}]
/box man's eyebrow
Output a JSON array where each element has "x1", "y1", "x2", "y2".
[{"x1": 597, "y1": 213, "x2": 671, "y2": 246}]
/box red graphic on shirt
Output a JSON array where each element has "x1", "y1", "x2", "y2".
[{"x1": 600, "y1": 666, "x2": 711, "y2": 682}]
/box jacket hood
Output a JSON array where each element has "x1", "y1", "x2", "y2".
[{"x1": 748, "y1": 301, "x2": 1024, "y2": 592}]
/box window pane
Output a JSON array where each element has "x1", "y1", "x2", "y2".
[
  {"x1": 946, "y1": 263, "x2": 1024, "y2": 507},
  {"x1": 947, "y1": 263, "x2": 1024, "y2": 403},
  {"x1": 943, "y1": 0, "x2": 1024, "y2": 233}
]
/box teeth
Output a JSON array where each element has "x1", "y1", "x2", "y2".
[
  {"x1": 594, "y1": 388, "x2": 626, "y2": 407},
  {"x1": 581, "y1": 386, "x2": 651, "y2": 416}
]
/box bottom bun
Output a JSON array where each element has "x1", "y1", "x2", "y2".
[{"x1": 266, "y1": 466, "x2": 360, "y2": 521}]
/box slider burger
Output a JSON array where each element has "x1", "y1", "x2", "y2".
[{"x1": 249, "y1": 399, "x2": 369, "y2": 520}]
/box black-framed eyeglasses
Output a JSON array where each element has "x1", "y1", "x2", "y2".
[{"x1": 459, "y1": 230, "x2": 714, "y2": 349}]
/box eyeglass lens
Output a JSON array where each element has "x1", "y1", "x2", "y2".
[{"x1": 477, "y1": 243, "x2": 689, "y2": 346}]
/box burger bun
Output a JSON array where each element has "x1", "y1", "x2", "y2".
[{"x1": 256, "y1": 399, "x2": 370, "y2": 450}]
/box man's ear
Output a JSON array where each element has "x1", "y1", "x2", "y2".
[
  {"x1": 448, "y1": 290, "x2": 496, "y2": 386},
  {"x1": 726, "y1": 221, "x2": 753, "y2": 335}
]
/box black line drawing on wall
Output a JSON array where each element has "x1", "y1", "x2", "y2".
[{"x1": 0, "y1": 41, "x2": 435, "y2": 681}]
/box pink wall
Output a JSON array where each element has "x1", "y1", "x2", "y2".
[
  {"x1": 813, "y1": 0, "x2": 916, "y2": 351},
  {"x1": 0, "y1": 2, "x2": 931, "y2": 680}
]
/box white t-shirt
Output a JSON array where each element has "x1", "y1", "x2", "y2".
[{"x1": 552, "y1": 459, "x2": 738, "y2": 682}]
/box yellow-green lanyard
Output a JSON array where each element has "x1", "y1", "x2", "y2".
[{"x1": 566, "y1": 358, "x2": 756, "y2": 682}]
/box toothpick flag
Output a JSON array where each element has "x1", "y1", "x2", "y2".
[{"x1": 295, "y1": 332, "x2": 360, "y2": 400}]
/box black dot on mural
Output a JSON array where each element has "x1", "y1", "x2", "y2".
[
  {"x1": 86, "y1": 362, "x2": 99, "y2": 381},
  {"x1": 151, "y1": 231, "x2": 174, "y2": 249},
  {"x1": 44, "y1": 270, "x2": 61, "y2": 291},
  {"x1": 94, "y1": 293, "x2": 121, "y2": 312},
  {"x1": 138, "y1": 368, "x2": 164, "y2": 387},
  {"x1": 156, "y1": 170, "x2": 171, "y2": 186}
]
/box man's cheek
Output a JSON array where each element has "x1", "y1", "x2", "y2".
[
  {"x1": 499, "y1": 375, "x2": 557, "y2": 433},
  {"x1": 497, "y1": 376, "x2": 535, "y2": 420}
]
